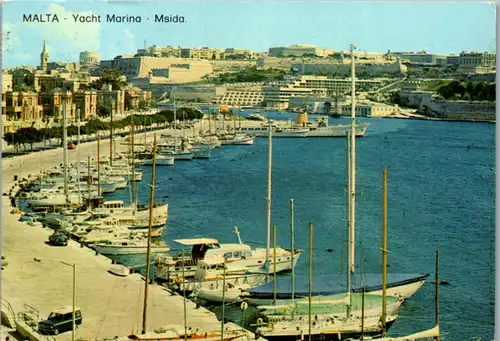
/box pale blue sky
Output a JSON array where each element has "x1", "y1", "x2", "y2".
[{"x1": 2, "y1": 1, "x2": 497, "y2": 68}]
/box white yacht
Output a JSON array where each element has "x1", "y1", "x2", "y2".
[
  {"x1": 93, "y1": 239, "x2": 171, "y2": 255},
  {"x1": 154, "y1": 229, "x2": 302, "y2": 284}
]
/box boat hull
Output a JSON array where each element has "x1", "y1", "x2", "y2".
[
  {"x1": 256, "y1": 316, "x2": 396, "y2": 340},
  {"x1": 193, "y1": 149, "x2": 212, "y2": 159},
  {"x1": 94, "y1": 245, "x2": 171, "y2": 255},
  {"x1": 243, "y1": 273, "x2": 429, "y2": 306},
  {"x1": 143, "y1": 156, "x2": 175, "y2": 166}
]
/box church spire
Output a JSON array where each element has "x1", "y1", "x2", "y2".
[{"x1": 40, "y1": 40, "x2": 49, "y2": 74}]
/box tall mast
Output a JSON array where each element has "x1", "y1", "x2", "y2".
[
  {"x1": 381, "y1": 169, "x2": 388, "y2": 335},
  {"x1": 174, "y1": 99, "x2": 177, "y2": 153},
  {"x1": 110, "y1": 100, "x2": 114, "y2": 166},
  {"x1": 76, "y1": 108, "x2": 81, "y2": 206},
  {"x1": 435, "y1": 248, "x2": 440, "y2": 341},
  {"x1": 62, "y1": 100, "x2": 69, "y2": 207},
  {"x1": 290, "y1": 198, "x2": 295, "y2": 316},
  {"x1": 142, "y1": 135, "x2": 157, "y2": 335},
  {"x1": 131, "y1": 122, "x2": 137, "y2": 208},
  {"x1": 97, "y1": 134, "x2": 101, "y2": 196},
  {"x1": 265, "y1": 120, "x2": 273, "y2": 275},
  {"x1": 349, "y1": 44, "x2": 357, "y2": 274},
  {"x1": 308, "y1": 222, "x2": 313, "y2": 340}
]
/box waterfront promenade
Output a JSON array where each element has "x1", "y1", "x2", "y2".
[{"x1": 1, "y1": 124, "x2": 257, "y2": 341}]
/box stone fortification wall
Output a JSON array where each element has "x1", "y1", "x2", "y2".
[
  {"x1": 211, "y1": 60, "x2": 256, "y2": 71},
  {"x1": 292, "y1": 61, "x2": 405, "y2": 77}
]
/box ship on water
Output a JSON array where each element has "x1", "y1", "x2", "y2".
[{"x1": 240, "y1": 112, "x2": 369, "y2": 138}]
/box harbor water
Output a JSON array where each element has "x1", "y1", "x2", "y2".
[{"x1": 104, "y1": 114, "x2": 495, "y2": 341}]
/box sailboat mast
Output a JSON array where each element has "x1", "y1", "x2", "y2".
[
  {"x1": 142, "y1": 134, "x2": 157, "y2": 335},
  {"x1": 110, "y1": 101, "x2": 114, "y2": 166},
  {"x1": 273, "y1": 225, "x2": 277, "y2": 303},
  {"x1": 182, "y1": 249, "x2": 188, "y2": 339},
  {"x1": 62, "y1": 101, "x2": 69, "y2": 207},
  {"x1": 290, "y1": 198, "x2": 295, "y2": 314},
  {"x1": 174, "y1": 100, "x2": 177, "y2": 153},
  {"x1": 308, "y1": 222, "x2": 313, "y2": 340},
  {"x1": 265, "y1": 120, "x2": 273, "y2": 275},
  {"x1": 435, "y1": 249, "x2": 439, "y2": 341},
  {"x1": 97, "y1": 134, "x2": 101, "y2": 196},
  {"x1": 349, "y1": 43, "x2": 357, "y2": 274},
  {"x1": 346, "y1": 131, "x2": 351, "y2": 299},
  {"x1": 87, "y1": 156, "x2": 91, "y2": 202},
  {"x1": 76, "y1": 109, "x2": 81, "y2": 206},
  {"x1": 131, "y1": 122, "x2": 137, "y2": 208},
  {"x1": 381, "y1": 169, "x2": 388, "y2": 334}
]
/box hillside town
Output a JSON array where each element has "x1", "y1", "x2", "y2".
[{"x1": 2, "y1": 42, "x2": 496, "y2": 144}]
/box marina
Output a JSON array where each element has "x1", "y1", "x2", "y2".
[
  {"x1": 2, "y1": 103, "x2": 495, "y2": 341},
  {"x1": 2, "y1": 41, "x2": 493, "y2": 341}
]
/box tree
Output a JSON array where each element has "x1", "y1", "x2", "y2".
[
  {"x1": 88, "y1": 69, "x2": 127, "y2": 91},
  {"x1": 97, "y1": 101, "x2": 112, "y2": 117}
]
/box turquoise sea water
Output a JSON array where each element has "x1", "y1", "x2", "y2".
[{"x1": 104, "y1": 114, "x2": 495, "y2": 341}]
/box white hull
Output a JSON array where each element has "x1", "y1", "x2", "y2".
[
  {"x1": 94, "y1": 244, "x2": 171, "y2": 255},
  {"x1": 306, "y1": 123, "x2": 369, "y2": 137},
  {"x1": 143, "y1": 156, "x2": 175, "y2": 166},
  {"x1": 256, "y1": 313, "x2": 398, "y2": 338}
]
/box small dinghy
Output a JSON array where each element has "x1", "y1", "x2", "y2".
[{"x1": 109, "y1": 264, "x2": 130, "y2": 277}]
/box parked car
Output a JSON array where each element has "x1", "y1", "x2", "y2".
[
  {"x1": 67, "y1": 143, "x2": 76, "y2": 150},
  {"x1": 1, "y1": 255, "x2": 8, "y2": 268},
  {"x1": 48, "y1": 231, "x2": 68, "y2": 246},
  {"x1": 38, "y1": 306, "x2": 82, "y2": 335}
]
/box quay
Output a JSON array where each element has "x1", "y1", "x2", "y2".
[{"x1": 1, "y1": 124, "x2": 261, "y2": 341}]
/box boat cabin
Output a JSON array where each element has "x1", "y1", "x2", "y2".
[
  {"x1": 100, "y1": 200, "x2": 126, "y2": 209},
  {"x1": 203, "y1": 243, "x2": 253, "y2": 264},
  {"x1": 173, "y1": 238, "x2": 221, "y2": 263}
]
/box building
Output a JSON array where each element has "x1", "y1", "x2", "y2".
[
  {"x1": 136, "y1": 45, "x2": 182, "y2": 58},
  {"x1": 397, "y1": 52, "x2": 442, "y2": 64},
  {"x1": 340, "y1": 101, "x2": 401, "y2": 117},
  {"x1": 224, "y1": 48, "x2": 252, "y2": 59},
  {"x1": 2, "y1": 73, "x2": 13, "y2": 92},
  {"x1": 40, "y1": 89, "x2": 73, "y2": 119},
  {"x1": 80, "y1": 51, "x2": 100, "y2": 66},
  {"x1": 446, "y1": 55, "x2": 460, "y2": 65},
  {"x1": 458, "y1": 51, "x2": 496, "y2": 73},
  {"x1": 97, "y1": 85, "x2": 126, "y2": 115},
  {"x1": 3, "y1": 91, "x2": 44, "y2": 133},
  {"x1": 216, "y1": 88, "x2": 263, "y2": 107},
  {"x1": 279, "y1": 75, "x2": 387, "y2": 94},
  {"x1": 40, "y1": 40, "x2": 49, "y2": 74},
  {"x1": 268, "y1": 45, "x2": 334, "y2": 58},
  {"x1": 73, "y1": 90, "x2": 98, "y2": 119},
  {"x1": 100, "y1": 56, "x2": 214, "y2": 84},
  {"x1": 125, "y1": 89, "x2": 153, "y2": 110},
  {"x1": 262, "y1": 86, "x2": 320, "y2": 109},
  {"x1": 262, "y1": 75, "x2": 389, "y2": 109},
  {"x1": 459, "y1": 51, "x2": 496, "y2": 67},
  {"x1": 181, "y1": 47, "x2": 222, "y2": 60}
]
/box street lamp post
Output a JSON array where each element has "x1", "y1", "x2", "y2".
[{"x1": 34, "y1": 258, "x2": 76, "y2": 341}]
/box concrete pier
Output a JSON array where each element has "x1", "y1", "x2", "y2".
[{"x1": 1, "y1": 125, "x2": 259, "y2": 341}]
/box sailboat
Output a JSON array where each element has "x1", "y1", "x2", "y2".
[
  {"x1": 134, "y1": 140, "x2": 247, "y2": 340},
  {"x1": 173, "y1": 124, "x2": 302, "y2": 302},
  {"x1": 252, "y1": 44, "x2": 427, "y2": 340},
  {"x1": 243, "y1": 44, "x2": 428, "y2": 308},
  {"x1": 345, "y1": 249, "x2": 441, "y2": 341},
  {"x1": 160, "y1": 100, "x2": 194, "y2": 160}
]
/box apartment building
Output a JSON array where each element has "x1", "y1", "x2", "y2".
[{"x1": 216, "y1": 89, "x2": 263, "y2": 107}]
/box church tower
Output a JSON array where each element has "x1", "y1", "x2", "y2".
[{"x1": 40, "y1": 40, "x2": 49, "y2": 74}]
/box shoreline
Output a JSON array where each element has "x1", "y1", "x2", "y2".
[{"x1": 1, "y1": 121, "x2": 260, "y2": 341}]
